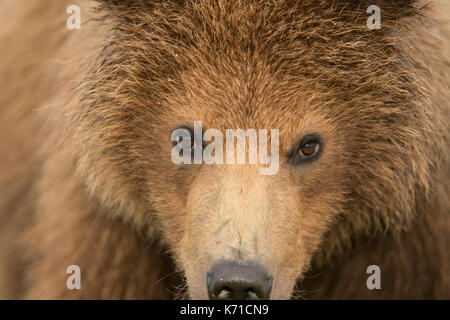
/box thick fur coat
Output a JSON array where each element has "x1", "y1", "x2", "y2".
[{"x1": 0, "y1": 0, "x2": 448, "y2": 299}]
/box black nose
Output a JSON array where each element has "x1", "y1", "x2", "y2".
[{"x1": 207, "y1": 260, "x2": 272, "y2": 300}]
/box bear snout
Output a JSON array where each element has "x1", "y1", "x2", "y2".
[{"x1": 206, "y1": 260, "x2": 273, "y2": 300}]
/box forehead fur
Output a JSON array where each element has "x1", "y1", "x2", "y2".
[{"x1": 91, "y1": 0, "x2": 425, "y2": 117}]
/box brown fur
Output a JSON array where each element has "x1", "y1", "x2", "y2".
[{"x1": 0, "y1": 0, "x2": 448, "y2": 299}]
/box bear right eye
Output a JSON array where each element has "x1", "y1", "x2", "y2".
[{"x1": 288, "y1": 133, "x2": 323, "y2": 165}]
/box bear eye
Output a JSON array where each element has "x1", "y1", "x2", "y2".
[
  {"x1": 289, "y1": 134, "x2": 323, "y2": 165},
  {"x1": 298, "y1": 141, "x2": 319, "y2": 157}
]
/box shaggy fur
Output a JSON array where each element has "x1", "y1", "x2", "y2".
[{"x1": 0, "y1": 0, "x2": 448, "y2": 299}]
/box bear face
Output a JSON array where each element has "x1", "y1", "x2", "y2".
[{"x1": 53, "y1": 0, "x2": 448, "y2": 299}]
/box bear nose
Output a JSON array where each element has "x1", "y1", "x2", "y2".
[{"x1": 207, "y1": 260, "x2": 273, "y2": 300}]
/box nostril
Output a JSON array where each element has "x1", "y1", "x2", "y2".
[
  {"x1": 217, "y1": 286, "x2": 232, "y2": 300},
  {"x1": 207, "y1": 260, "x2": 273, "y2": 300}
]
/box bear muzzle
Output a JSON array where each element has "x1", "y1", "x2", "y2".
[{"x1": 206, "y1": 260, "x2": 273, "y2": 300}]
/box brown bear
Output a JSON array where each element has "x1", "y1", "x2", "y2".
[{"x1": 0, "y1": 0, "x2": 448, "y2": 300}]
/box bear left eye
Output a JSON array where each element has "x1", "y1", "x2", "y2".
[{"x1": 289, "y1": 134, "x2": 323, "y2": 165}]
